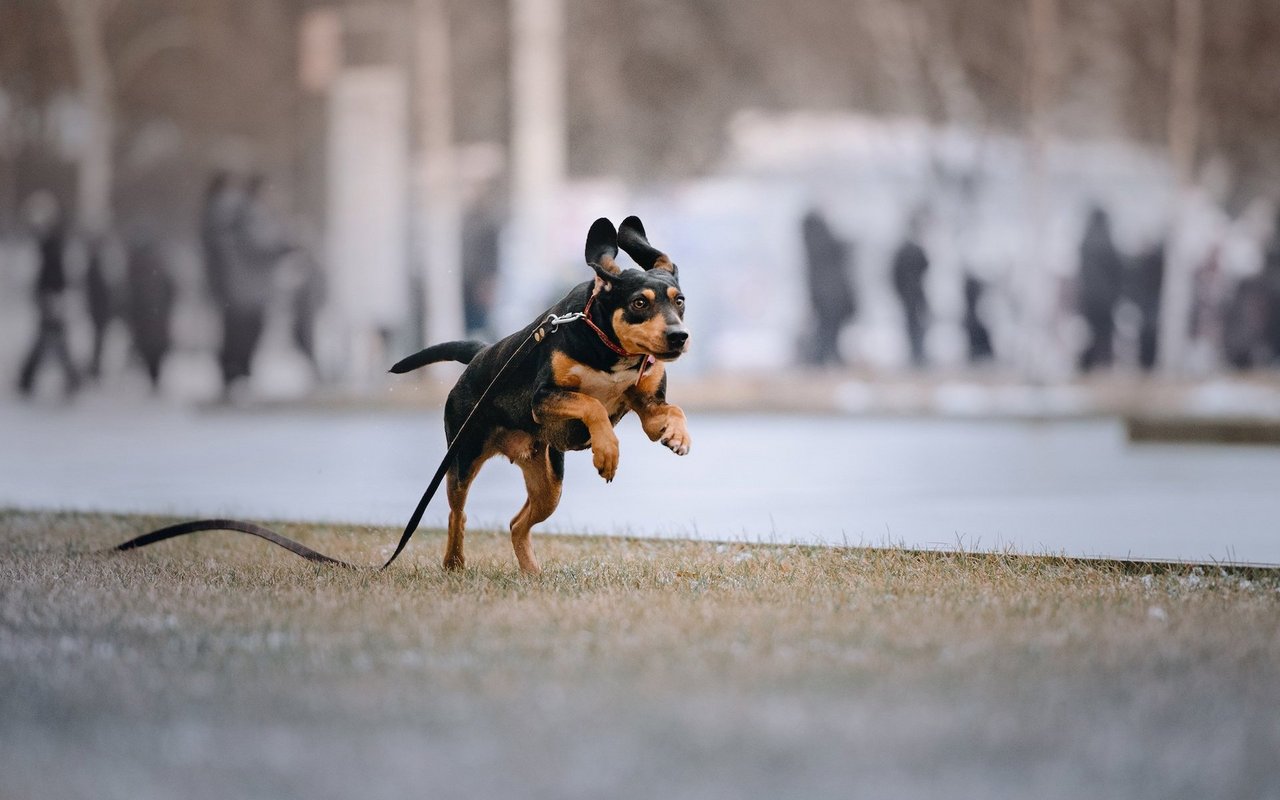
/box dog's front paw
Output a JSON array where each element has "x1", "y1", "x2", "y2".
[
  {"x1": 592, "y1": 432, "x2": 620, "y2": 482},
  {"x1": 660, "y1": 422, "x2": 691, "y2": 456}
]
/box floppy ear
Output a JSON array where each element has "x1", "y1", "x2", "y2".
[
  {"x1": 617, "y1": 216, "x2": 675, "y2": 274},
  {"x1": 584, "y1": 217, "x2": 622, "y2": 279}
]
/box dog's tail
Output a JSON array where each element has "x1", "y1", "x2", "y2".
[{"x1": 389, "y1": 340, "x2": 487, "y2": 374}]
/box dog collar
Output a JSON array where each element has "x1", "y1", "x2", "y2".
[
  {"x1": 535, "y1": 280, "x2": 656, "y2": 384},
  {"x1": 581, "y1": 279, "x2": 656, "y2": 382}
]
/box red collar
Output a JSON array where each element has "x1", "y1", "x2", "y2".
[{"x1": 581, "y1": 279, "x2": 656, "y2": 382}]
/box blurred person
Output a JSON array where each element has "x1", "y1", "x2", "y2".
[
  {"x1": 287, "y1": 245, "x2": 325, "y2": 377},
  {"x1": 1222, "y1": 275, "x2": 1269, "y2": 369},
  {"x1": 962, "y1": 273, "x2": 994, "y2": 364},
  {"x1": 84, "y1": 232, "x2": 121, "y2": 381},
  {"x1": 237, "y1": 172, "x2": 296, "y2": 292},
  {"x1": 1217, "y1": 201, "x2": 1273, "y2": 369},
  {"x1": 239, "y1": 175, "x2": 295, "y2": 262},
  {"x1": 462, "y1": 186, "x2": 502, "y2": 338},
  {"x1": 16, "y1": 192, "x2": 80, "y2": 399},
  {"x1": 1188, "y1": 246, "x2": 1227, "y2": 370},
  {"x1": 201, "y1": 172, "x2": 252, "y2": 395},
  {"x1": 891, "y1": 209, "x2": 930, "y2": 368},
  {"x1": 1166, "y1": 159, "x2": 1232, "y2": 373},
  {"x1": 1076, "y1": 207, "x2": 1124, "y2": 372},
  {"x1": 1127, "y1": 240, "x2": 1165, "y2": 371},
  {"x1": 800, "y1": 208, "x2": 856, "y2": 366},
  {"x1": 1264, "y1": 209, "x2": 1280, "y2": 363},
  {"x1": 200, "y1": 171, "x2": 239, "y2": 310},
  {"x1": 213, "y1": 173, "x2": 293, "y2": 398},
  {"x1": 124, "y1": 233, "x2": 175, "y2": 391}
]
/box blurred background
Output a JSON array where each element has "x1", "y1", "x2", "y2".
[
  {"x1": 4, "y1": 1, "x2": 1280, "y2": 562},
  {"x1": 3, "y1": 0, "x2": 1280, "y2": 411}
]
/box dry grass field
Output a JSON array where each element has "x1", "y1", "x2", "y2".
[{"x1": 2, "y1": 508, "x2": 1278, "y2": 799}]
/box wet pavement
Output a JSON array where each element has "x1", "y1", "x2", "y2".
[{"x1": 3, "y1": 398, "x2": 1279, "y2": 564}]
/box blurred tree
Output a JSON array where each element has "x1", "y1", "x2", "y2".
[
  {"x1": 53, "y1": 0, "x2": 115, "y2": 235},
  {"x1": 4, "y1": 0, "x2": 1280, "y2": 236},
  {"x1": 1, "y1": 1, "x2": 300, "y2": 236}
]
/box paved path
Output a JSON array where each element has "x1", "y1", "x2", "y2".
[{"x1": 3, "y1": 398, "x2": 1279, "y2": 564}]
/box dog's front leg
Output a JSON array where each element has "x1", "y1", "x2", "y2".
[
  {"x1": 625, "y1": 367, "x2": 691, "y2": 456},
  {"x1": 634, "y1": 399, "x2": 691, "y2": 456},
  {"x1": 535, "y1": 391, "x2": 620, "y2": 481}
]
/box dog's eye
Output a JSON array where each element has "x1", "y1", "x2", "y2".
[
  {"x1": 674, "y1": 295, "x2": 685, "y2": 309},
  {"x1": 631, "y1": 297, "x2": 649, "y2": 311}
]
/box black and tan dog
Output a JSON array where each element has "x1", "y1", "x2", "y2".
[{"x1": 390, "y1": 216, "x2": 691, "y2": 573}]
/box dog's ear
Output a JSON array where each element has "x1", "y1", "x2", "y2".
[
  {"x1": 585, "y1": 217, "x2": 622, "y2": 280},
  {"x1": 617, "y1": 216, "x2": 675, "y2": 274}
]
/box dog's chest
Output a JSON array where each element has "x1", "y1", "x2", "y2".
[{"x1": 563, "y1": 361, "x2": 638, "y2": 414}]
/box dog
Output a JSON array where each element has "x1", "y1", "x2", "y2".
[{"x1": 390, "y1": 216, "x2": 691, "y2": 573}]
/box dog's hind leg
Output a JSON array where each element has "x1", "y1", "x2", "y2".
[
  {"x1": 444, "y1": 437, "x2": 490, "y2": 571},
  {"x1": 509, "y1": 445, "x2": 564, "y2": 574}
]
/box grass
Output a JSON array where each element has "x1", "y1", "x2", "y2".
[{"x1": 2, "y1": 508, "x2": 1279, "y2": 799}]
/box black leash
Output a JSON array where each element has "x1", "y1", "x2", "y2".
[
  {"x1": 116, "y1": 518, "x2": 355, "y2": 567},
  {"x1": 111, "y1": 312, "x2": 573, "y2": 571}
]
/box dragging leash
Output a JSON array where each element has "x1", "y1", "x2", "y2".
[
  {"x1": 111, "y1": 301, "x2": 602, "y2": 572},
  {"x1": 116, "y1": 518, "x2": 354, "y2": 567}
]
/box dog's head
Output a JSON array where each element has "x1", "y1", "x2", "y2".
[{"x1": 583, "y1": 216, "x2": 689, "y2": 361}]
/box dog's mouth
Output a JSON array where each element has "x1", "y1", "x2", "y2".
[{"x1": 624, "y1": 334, "x2": 687, "y2": 362}]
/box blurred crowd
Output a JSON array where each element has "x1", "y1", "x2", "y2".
[
  {"x1": 12, "y1": 175, "x2": 321, "y2": 402},
  {"x1": 799, "y1": 200, "x2": 1280, "y2": 374},
  {"x1": 12, "y1": 181, "x2": 1280, "y2": 403},
  {"x1": 201, "y1": 172, "x2": 322, "y2": 401}
]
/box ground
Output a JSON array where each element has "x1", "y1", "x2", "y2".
[{"x1": 2, "y1": 509, "x2": 1278, "y2": 799}]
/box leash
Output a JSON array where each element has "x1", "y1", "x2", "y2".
[
  {"x1": 116, "y1": 518, "x2": 355, "y2": 567},
  {"x1": 110, "y1": 299, "x2": 611, "y2": 571}
]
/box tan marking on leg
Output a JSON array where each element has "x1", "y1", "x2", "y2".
[
  {"x1": 444, "y1": 469, "x2": 472, "y2": 570},
  {"x1": 444, "y1": 442, "x2": 499, "y2": 569},
  {"x1": 538, "y1": 392, "x2": 619, "y2": 481},
  {"x1": 638, "y1": 403, "x2": 691, "y2": 455},
  {"x1": 655, "y1": 404, "x2": 691, "y2": 455},
  {"x1": 509, "y1": 444, "x2": 562, "y2": 574}
]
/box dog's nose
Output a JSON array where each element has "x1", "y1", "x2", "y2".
[{"x1": 666, "y1": 329, "x2": 689, "y2": 350}]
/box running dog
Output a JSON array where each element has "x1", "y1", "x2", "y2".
[{"x1": 390, "y1": 216, "x2": 691, "y2": 573}]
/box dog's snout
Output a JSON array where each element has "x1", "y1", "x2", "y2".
[{"x1": 666, "y1": 329, "x2": 689, "y2": 349}]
